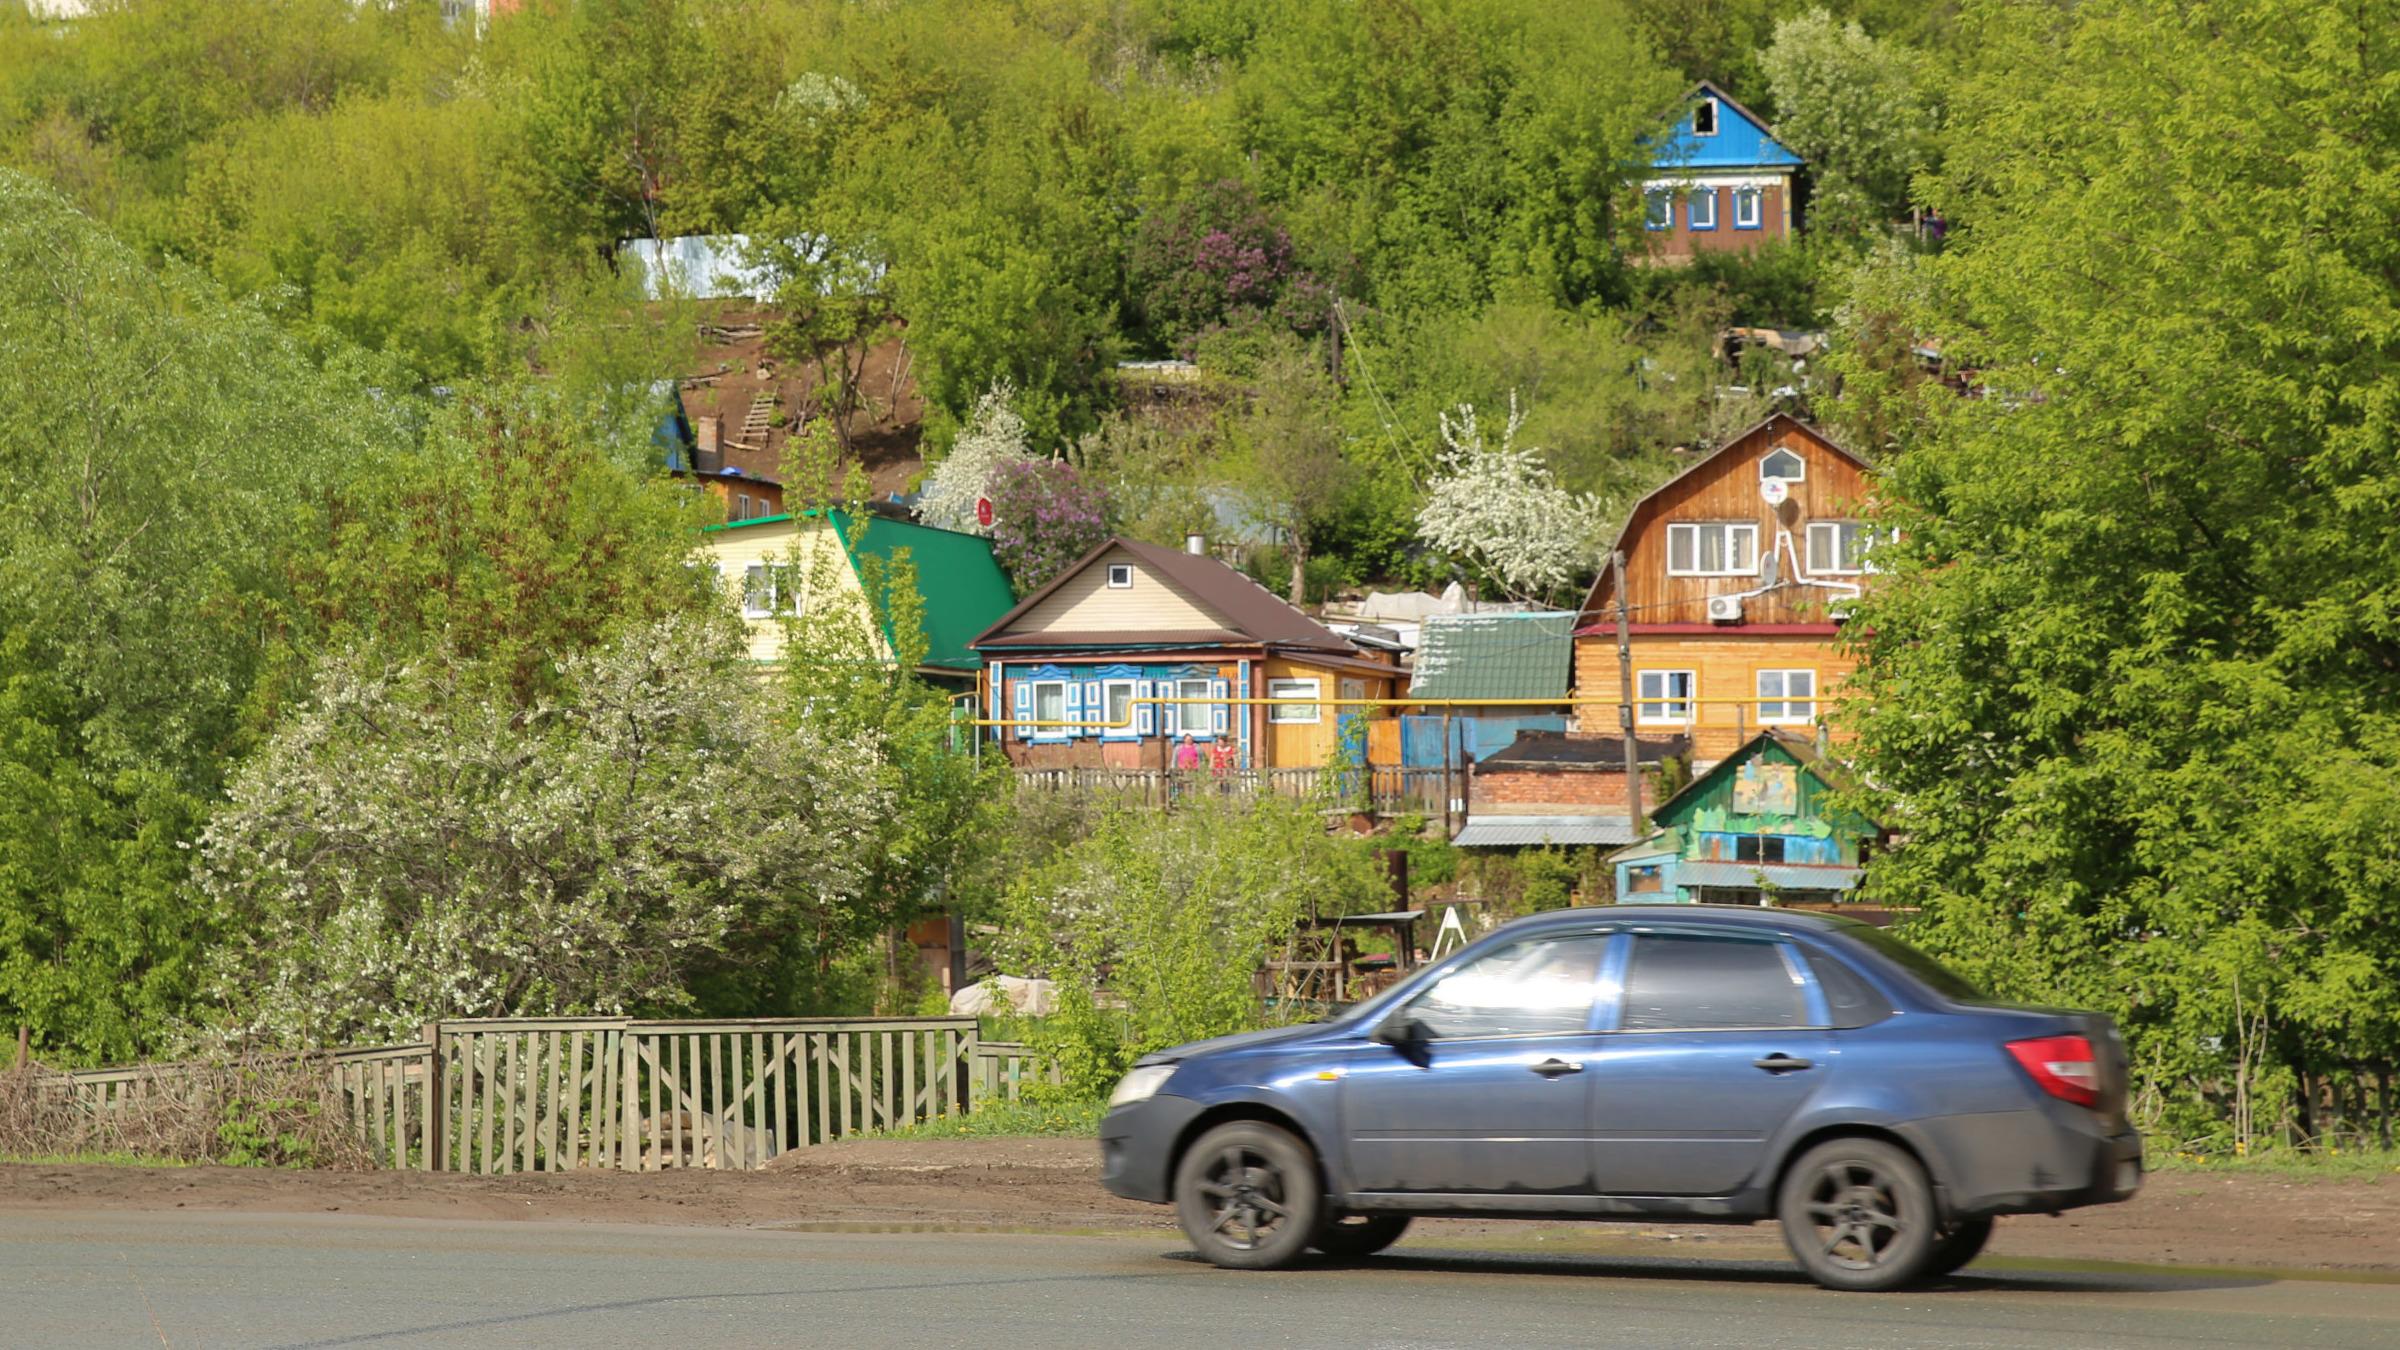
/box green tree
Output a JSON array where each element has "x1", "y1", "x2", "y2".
[
  {"x1": 0, "y1": 171, "x2": 400, "y2": 1063},
  {"x1": 1844, "y1": 0, "x2": 2400, "y2": 1145},
  {"x1": 1229, "y1": 339, "x2": 1349, "y2": 603},
  {"x1": 1760, "y1": 8, "x2": 1935, "y2": 243}
]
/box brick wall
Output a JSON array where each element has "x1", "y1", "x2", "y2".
[{"x1": 1469, "y1": 762, "x2": 1634, "y2": 814}]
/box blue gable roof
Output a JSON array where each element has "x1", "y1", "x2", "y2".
[{"x1": 1649, "y1": 82, "x2": 1802, "y2": 173}]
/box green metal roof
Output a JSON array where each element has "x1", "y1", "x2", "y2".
[
  {"x1": 1408, "y1": 612, "x2": 1576, "y2": 700},
  {"x1": 827, "y1": 510, "x2": 1015, "y2": 672},
  {"x1": 700, "y1": 509, "x2": 1012, "y2": 671}
]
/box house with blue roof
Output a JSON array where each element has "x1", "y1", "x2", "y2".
[{"x1": 1643, "y1": 81, "x2": 1804, "y2": 260}]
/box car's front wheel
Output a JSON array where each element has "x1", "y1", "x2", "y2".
[
  {"x1": 1777, "y1": 1137, "x2": 1940, "y2": 1292},
  {"x1": 1312, "y1": 1213, "x2": 1411, "y2": 1261},
  {"x1": 1172, "y1": 1120, "x2": 1323, "y2": 1270}
]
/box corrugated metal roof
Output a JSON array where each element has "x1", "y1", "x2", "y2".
[
  {"x1": 1451, "y1": 815, "x2": 1641, "y2": 848},
  {"x1": 1409, "y1": 611, "x2": 1576, "y2": 700},
  {"x1": 1675, "y1": 861, "x2": 1862, "y2": 891}
]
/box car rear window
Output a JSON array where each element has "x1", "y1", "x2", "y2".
[
  {"x1": 1619, "y1": 934, "x2": 1810, "y2": 1031},
  {"x1": 1801, "y1": 947, "x2": 1893, "y2": 1028},
  {"x1": 1838, "y1": 924, "x2": 1988, "y2": 1003}
]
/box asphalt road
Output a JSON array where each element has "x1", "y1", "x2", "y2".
[{"x1": 3, "y1": 1211, "x2": 2397, "y2": 1350}]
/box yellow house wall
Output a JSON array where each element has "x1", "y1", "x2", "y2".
[
  {"x1": 1012, "y1": 544, "x2": 1224, "y2": 633},
  {"x1": 1260, "y1": 656, "x2": 1397, "y2": 768},
  {"x1": 1571, "y1": 633, "x2": 1857, "y2": 764},
  {"x1": 698, "y1": 519, "x2": 883, "y2": 664}
]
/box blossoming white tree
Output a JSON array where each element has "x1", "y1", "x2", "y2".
[
  {"x1": 916, "y1": 382, "x2": 1031, "y2": 534},
  {"x1": 197, "y1": 615, "x2": 893, "y2": 1046},
  {"x1": 1415, "y1": 396, "x2": 1604, "y2": 605}
]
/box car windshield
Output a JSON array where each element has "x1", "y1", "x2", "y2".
[{"x1": 1839, "y1": 923, "x2": 1987, "y2": 1003}]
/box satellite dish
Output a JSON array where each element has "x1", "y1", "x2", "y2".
[{"x1": 1761, "y1": 477, "x2": 1790, "y2": 506}]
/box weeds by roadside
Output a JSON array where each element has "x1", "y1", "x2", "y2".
[
  {"x1": 0, "y1": 1054, "x2": 373, "y2": 1169},
  {"x1": 849, "y1": 1098, "x2": 1106, "y2": 1142},
  {"x1": 2150, "y1": 1147, "x2": 2400, "y2": 1180}
]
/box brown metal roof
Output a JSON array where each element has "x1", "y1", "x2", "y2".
[{"x1": 970, "y1": 536, "x2": 1366, "y2": 654}]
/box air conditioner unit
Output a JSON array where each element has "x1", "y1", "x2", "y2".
[{"x1": 1706, "y1": 594, "x2": 1745, "y2": 623}]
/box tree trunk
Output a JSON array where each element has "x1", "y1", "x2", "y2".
[{"x1": 1288, "y1": 533, "x2": 1308, "y2": 607}]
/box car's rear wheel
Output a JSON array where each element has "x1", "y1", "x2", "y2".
[
  {"x1": 1778, "y1": 1137, "x2": 1940, "y2": 1292},
  {"x1": 1172, "y1": 1120, "x2": 1323, "y2": 1270},
  {"x1": 1312, "y1": 1214, "x2": 1411, "y2": 1261},
  {"x1": 1924, "y1": 1216, "x2": 1993, "y2": 1279}
]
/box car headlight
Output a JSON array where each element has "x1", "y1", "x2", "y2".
[{"x1": 1108, "y1": 1063, "x2": 1177, "y2": 1109}]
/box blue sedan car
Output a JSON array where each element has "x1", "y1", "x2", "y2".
[{"x1": 1099, "y1": 905, "x2": 2142, "y2": 1291}]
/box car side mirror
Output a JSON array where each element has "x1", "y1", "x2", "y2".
[{"x1": 1372, "y1": 1015, "x2": 1425, "y2": 1049}]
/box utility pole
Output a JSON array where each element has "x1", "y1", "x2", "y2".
[{"x1": 1612, "y1": 550, "x2": 1644, "y2": 836}]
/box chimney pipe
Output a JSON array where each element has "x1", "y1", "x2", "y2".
[
  {"x1": 1185, "y1": 533, "x2": 1207, "y2": 556},
  {"x1": 696, "y1": 415, "x2": 721, "y2": 456}
]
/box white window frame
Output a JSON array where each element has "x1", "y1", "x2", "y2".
[
  {"x1": 1666, "y1": 522, "x2": 1759, "y2": 577},
  {"x1": 1644, "y1": 188, "x2": 1673, "y2": 232},
  {"x1": 1166, "y1": 677, "x2": 1215, "y2": 737},
  {"x1": 1693, "y1": 97, "x2": 1719, "y2": 137},
  {"x1": 741, "y1": 563, "x2": 773, "y2": 618},
  {"x1": 1637, "y1": 670, "x2": 1696, "y2": 726},
  {"x1": 1688, "y1": 187, "x2": 1717, "y2": 231},
  {"x1": 1267, "y1": 677, "x2": 1321, "y2": 725},
  {"x1": 1733, "y1": 186, "x2": 1763, "y2": 230},
  {"x1": 1759, "y1": 446, "x2": 1805, "y2": 483},
  {"x1": 1106, "y1": 564, "x2": 1135, "y2": 589},
  {"x1": 1030, "y1": 680, "x2": 1068, "y2": 726},
  {"x1": 1100, "y1": 679, "x2": 1137, "y2": 738},
  {"x1": 1807, "y1": 521, "x2": 1868, "y2": 575},
  {"x1": 1756, "y1": 669, "x2": 1817, "y2": 725}
]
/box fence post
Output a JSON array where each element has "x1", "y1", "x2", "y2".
[{"x1": 422, "y1": 1022, "x2": 444, "y2": 1172}]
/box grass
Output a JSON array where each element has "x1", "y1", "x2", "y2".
[
  {"x1": 0, "y1": 1151, "x2": 196, "y2": 1168},
  {"x1": 2148, "y1": 1145, "x2": 2400, "y2": 1180},
  {"x1": 849, "y1": 1096, "x2": 1107, "y2": 1142}
]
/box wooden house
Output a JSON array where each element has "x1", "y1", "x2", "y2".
[
  {"x1": 1642, "y1": 81, "x2": 1804, "y2": 261},
  {"x1": 1573, "y1": 413, "x2": 1875, "y2": 765},
  {"x1": 698, "y1": 508, "x2": 1015, "y2": 689},
  {"x1": 1610, "y1": 730, "x2": 1885, "y2": 910},
  {"x1": 970, "y1": 537, "x2": 1400, "y2": 769}
]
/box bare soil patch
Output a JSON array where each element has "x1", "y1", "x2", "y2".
[{"x1": 4, "y1": 1140, "x2": 2395, "y2": 1274}]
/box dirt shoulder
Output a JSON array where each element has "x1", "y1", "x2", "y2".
[{"x1": 3, "y1": 1140, "x2": 2395, "y2": 1275}]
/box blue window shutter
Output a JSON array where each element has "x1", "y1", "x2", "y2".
[
  {"x1": 1211, "y1": 678, "x2": 1230, "y2": 737},
  {"x1": 1012, "y1": 681, "x2": 1033, "y2": 741},
  {"x1": 1136, "y1": 680, "x2": 1155, "y2": 737},
  {"x1": 1081, "y1": 680, "x2": 1102, "y2": 737},
  {"x1": 1061, "y1": 681, "x2": 1081, "y2": 739}
]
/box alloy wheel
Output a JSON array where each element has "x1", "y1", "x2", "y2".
[{"x1": 1800, "y1": 1159, "x2": 1908, "y2": 1270}]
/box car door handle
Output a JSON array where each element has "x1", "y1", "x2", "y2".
[
  {"x1": 1752, "y1": 1054, "x2": 1814, "y2": 1073},
  {"x1": 1529, "y1": 1058, "x2": 1584, "y2": 1078}
]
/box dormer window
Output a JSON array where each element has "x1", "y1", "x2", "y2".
[
  {"x1": 1693, "y1": 97, "x2": 1719, "y2": 137},
  {"x1": 1106, "y1": 564, "x2": 1134, "y2": 588},
  {"x1": 1760, "y1": 446, "x2": 1805, "y2": 483}
]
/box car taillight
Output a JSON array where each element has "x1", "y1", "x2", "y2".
[{"x1": 2006, "y1": 1035, "x2": 2101, "y2": 1107}]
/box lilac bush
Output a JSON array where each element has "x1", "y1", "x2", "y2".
[
  {"x1": 986, "y1": 458, "x2": 1114, "y2": 595},
  {"x1": 1128, "y1": 180, "x2": 1329, "y2": 355}
]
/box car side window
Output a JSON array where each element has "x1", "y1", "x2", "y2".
[
  {"x1": 1801, "y1": 946, "x2": 1893, "y2": 1028},
  {"x1": 1619, "y1": 934, "x2": 1812, "y2": 1032},
  {"x1": 1404, "y1": 934, "x2": 1611, "y2": 1040}
]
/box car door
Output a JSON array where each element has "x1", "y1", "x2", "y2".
[
  {"x1": 1339, "y1": 930, "x2": 1612, "y2": 1196},
  {"x1": 1586, "y1": 930, "x2": 1833, "y2": 1197}
]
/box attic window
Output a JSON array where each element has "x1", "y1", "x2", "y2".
[
  {"x1": 1760, "y1": 446, "x2": 1805, "y2": 483},
  {"x1": 1106, "y1": 564, "x2": 1135, "y2": 589},
  {"x1": 1693, "y1": 98, "x2": 1719, "y2": 137}
]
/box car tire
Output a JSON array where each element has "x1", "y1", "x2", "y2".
[
  {"x1": 1777, "y1": 1136, "x2": 1941, "y2": 1292},
  {"x1": 1173, "y1": 1120, "x2": 1324, "y2": 1271},
  {"x1": 1923, "y1": 1217, "x2": 1994, "y2": 1279},
  {"x1": 1312, "y1": 1214, "x2": 1411, "y2": 1261}
]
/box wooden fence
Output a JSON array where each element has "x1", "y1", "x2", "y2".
[
  {"x1": 1013, "y1": 765, "x2": 1445, "y2": 815},
  {"x1": 969, "y1": 1040, "x2": 1064, "y2": 1103},
  {"x1": 54, "y1": 1015, "x2": 1032, "y2": 1175}
]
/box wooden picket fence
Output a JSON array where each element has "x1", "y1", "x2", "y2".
[{"x1": 54, "y1": 1015, "x2": 1033, "y2": 1175}]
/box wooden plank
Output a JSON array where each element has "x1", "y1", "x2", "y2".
[
  {"x1": 708, "y1": 1033, "x2": 725, "y2": 1169},
  {"x1": 368, "y1": 1062, "x2": 387, "y2": 1162},
  {"x1": 683, "y1": 1034, "x2": 704, "y2": 1167},
  {"x1": 878, "y1": 1031, "x2": 895, "y2": 1130},
  {"x1": 541, "y1": 1030, "x2": 562, "y2": 1171},
  {"x1": 815, "y1": 1031, "x2": 832, "y2": 1145},
  {"x1": 501, "y1": 1034, "x2": 521, "y2": 1175},
  {"x1": 562, "y1": 1032, "x2": 583, "y2": 1171},
  {"x1": 744, "y1": 1033, "x2": 762, "y2": 1167},
  {"x1": 594, "y1": 1030, "x2": 613, "y2": 1170},
  {"x1": 389, "y1": 1057, "x2": 406, "y2": 1168},
  {"x1": 901, "y1": 1031, "x2": 917, "y2": 1130},
  {"x1": 667, "y1": 1034, "x2": 684, "y2": 1168},
  {"x1": 644, "y1": 1033, "x2": 662, "y2": 1172},
  {"x1": 770, "y1": 1033, "x2": 789, "y2": 1160},
  {"x1": 456, "y1": 1039, "x2": 474, "y2": 1173},
  {"x1": 838, "y1": 1032, "x2": 854, "y2": 1137}
]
